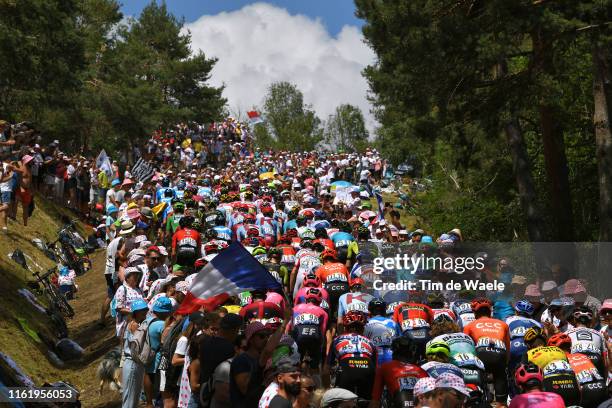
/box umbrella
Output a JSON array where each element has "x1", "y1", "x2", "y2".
[
  {"x1": 330, "y1": 180, "x2": 353, "y2": 190},
  {"x1": 359, "y1": 210, "x2": 377, "y2": 220}
]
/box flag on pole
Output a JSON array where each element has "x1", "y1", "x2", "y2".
[
  {"x1": 95, "y1": 150, "x2": 113, "y2": 178},
  {"x1": 131, "y1": 157, "x2": 155, "y2": 183},
  {"x1": 247, "y1": 111, "x2": 264, "y2": 125},
  {"x1": 374, "y1": 191, "x2": 385, "y2": 222},
  {"x1": 177, "y1": 242, "x2": 282, "y2": 314}
]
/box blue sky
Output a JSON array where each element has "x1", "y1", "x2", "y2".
[{"x1": 119, "y1": 0, "x2": 362, "y2": 36}]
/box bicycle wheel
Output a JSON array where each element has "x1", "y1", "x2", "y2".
[{"x1": 47, "y1": 286, "x2": 75, "y2": 318}]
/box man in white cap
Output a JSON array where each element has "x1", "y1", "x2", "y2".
[
  {"x1": 431, "y1": 373, "x2": 470, "y2": 408},
  {"x1": 320, "y1": 388, "x2": 358, "y2": 408}
]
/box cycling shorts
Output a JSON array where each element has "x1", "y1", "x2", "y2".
[
  {"x1": 542, "y1": 374, "x2": 580, "y2": 406},
  {"x1": 391, "y1": 390, "x2": 416, "y2": 408},
  {"x1": 580, "y1": 380, "x2": 608, "y2": 407},
  {"x1": 324, "y1": 282, "x2": 349, "y2": 316},
  {"x1": 581, "y1": 353, "x2": 606, "y2": 378},
  {"x1": 475, "y1": 347, "x2": 507, "y2": 402},
  {"x1": 176, "y1": 247, "x2": 197, "y2": 266},
  {"x1": 336, "y1": 357, "x2": 375, "y2": 399}
]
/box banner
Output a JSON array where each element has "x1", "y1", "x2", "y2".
[
  {"x1": 131, "y1": 157, "x2": 155, "y2": 183},
  {"x1": 247, "y1": 110, "x2": 264, "y2": 125},
  {"x1": 95, "y1": 150, "x2": 113, "y2": 178}
]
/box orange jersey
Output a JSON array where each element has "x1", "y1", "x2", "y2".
[
  {"x1": 464, "y1": 317, "x2": 510, "y2": 351},
  {"x1": 316, "y1": 262, "x2": 349, "y2": 284}
]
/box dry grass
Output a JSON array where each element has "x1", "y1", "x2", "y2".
[{"x1": 0, "y1": 195, "x2": 120, "y2": 407}]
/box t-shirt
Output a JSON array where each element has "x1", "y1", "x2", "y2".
[
  {"x1": 259, "y1": 382, "x2": 279, "y2": 408},
  {"x1": 146, "y1": 317, "x2": 165, "y2": 373},
  {"x1": 267, "y1": 395, "x2": 292, "y2": 408},
  {"x1": 230, "y1": 352, "x2": 263, "y2": 408}
]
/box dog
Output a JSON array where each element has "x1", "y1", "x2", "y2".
[{"x1": 97, "y1": 347, "x2": 122, "y2": 395}]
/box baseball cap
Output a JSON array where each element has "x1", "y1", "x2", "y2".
[
  {"x1": 130, "y1": 299, "x2": 149, "y2": 313},
  {"x1": 274, "y1": 356, "x2": 300, "y2": 374},
  {"x1": 175, "y1": 281, "x2": 189, "y2": 294},
  {"x1": 321, "y1": 388, "x2": 358, "y2": 408},
  {"x1": 435, "y1": 373, "x2": 471, "y2": 397},
  {"x1": 188, "y1": 311, "x2": 205, "y2": 325},
  {"x1": 414, "y1": 377, "x2": 436, "y2": 397},
  {"x1": 152, "y1": 297, "x2": 173, "y2": 313}
]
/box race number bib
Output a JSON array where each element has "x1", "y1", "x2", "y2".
[
  {"x1": 511, "y1": 326, "x2": 528, "y2": 338},
  {"x1": 543, "y1": 360, "x2": 573, "y2": 377},
  {"x1": 476, "y1": 338, "x2": 506, "y2": 350},
  {"x1": 347, "y1": 302, "x2": 368, "y2": 313},
  {"x1": 326, "y1": 273, "x2": 348, "y2": 283},
  {"x1": 294, "y1": 313, "x2": 320, "y2": 325},
  {"x1": 572, "y1": 343, "x2": 601, "y2": 355},
  {"x1": 401, "y1": 318, "x2": 429, "y2": 331},
  {"x1": 398, "y1": 377, "x2": 418, "y2": 391},
  {"x1": 453, "y1": 353, "x2": 485, "y2": 370}
]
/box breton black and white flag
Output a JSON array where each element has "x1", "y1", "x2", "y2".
[{"x1": 131, "y1": 157, "x2": 155, "y2": 183}]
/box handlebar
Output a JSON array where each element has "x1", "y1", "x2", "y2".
[{"x1": 33, "y1": 267, "x2": 57, "y2": 281}]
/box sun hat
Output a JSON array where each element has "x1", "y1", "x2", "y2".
[
  {"x1": 130, "y1": 299, "x2": 149, "y2": 313},
  {"x1": 175, "y1": 281, "x2": 189, "y2": 295},
  {"x1": 124, "y1": 266, "x2": 141, "y2": 277},
  {"x1": 435, "y1": 373, "x2": 471, "y2": 397},
  {"x1": 245, "y1": 321, "x2": 268, "y2": 342},
  {"x1": 119, "y1": 220, "x2": 135, "y2": 235},
  {"x1": 600, "y1": 299, "x2": 612, "y2": 312},
  {"x1": 524, "y1": 284, "x2": 542, "y2": 298},
  {"x1": 541, "y1": 281, "x2": 558, "y2": 292},
  {"x1": 562, "y1": 279, "x2": 586, "y2": 295},
  {"x1": 414, "y1": 377, "x2": 436, "y2": 397},
  {"x1": 22, "y1": 155, "x2": 34, "y2": 165},
  {"x1": 152, "y1": 297, "x2": 173, "y2": 313}
]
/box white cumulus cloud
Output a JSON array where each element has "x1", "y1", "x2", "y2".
[{"x1": 184, "y1": 2, "x2": 377, "y2": 133}]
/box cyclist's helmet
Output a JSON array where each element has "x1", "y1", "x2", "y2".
[
  {"x1": 515, "y1": 362, "x2": 543, "y2": 387},
  {"x1": 523, "y1": 327, "x2": 546, "y2": 345},
  {"x1": 267, "y1": 247, "x2": 282, "y2": 259},
  {"x1": 177, "y1": 180, "x2": 187, "y2": 190},
  {"x1": 514, "y1": 300, "x2": 535, "y2": 316},
  {"x1": 321, "y1": 248, "x2": 338, "y2": 261},
  {"x1": 357, "y1": 225, "x2": 370, "y2": 238},
  {"x1": 301, "y1": 239, "x2": 314, "y2": 250},
  {"x1": 343, "y1": 310, "x2": 368, "y2": 328},
  {"x1": 303, "y1": 274, "x2": 321, "y2": 288},
  {"x1": 179, "y1": 215, "x2": 195, "y2": 229},
  {"x1": 368, "y1": 298, "x2": 387, "y2": 316},
  {"x1": 425, "y1": 341, "x2": 451, "y2": 359},
  {"x1": 427, "y1": 292, "x2": 446, "y2": 309},
  {"x1": 470, "y1": 298, "x2": 493, "y2": 313},
  {"x1": 305, "y1": 288, "x2": 323, "y2": 305},
  {"x1": 252, "y1": 246, "x2": 267, "y2": 256},
  {"x1": 392, "y1": 336, "x2": 416, "y2": 361},
  {"x1": 173, "y1": 201, "x2": 185, "y2": 212},
  {"x1": 204, "y1": 228, "x2": 217, "y2": 240},
  {"x1": 215, "y1": 213, "x2": 226, "y2": 226},
  {"x1": 338, "y1": 221, "x2": 351, "y2": 233},
  {"x1": 350, "y1": 277, "x2": 365, "y2": 289},
  {"x1": 547, "y1": 333, "x2": 572, "y2": 349},
  {"x1": 573, "y1": 305, "x2": 594, "y2": 324},
  {"x1": 191, "y1": 218, "x2": 202, "y2": 231},
  {"x1": 247, "y1": 226, "x2": 260, "y2": 237},
  {"x1": 204, "y1": 242, "x2": 219, "y2": 254}
]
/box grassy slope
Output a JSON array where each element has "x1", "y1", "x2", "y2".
[{"x1": 0, "y1": 196, "x2": 120, "y2": 407}]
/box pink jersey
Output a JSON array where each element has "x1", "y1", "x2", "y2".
[
  {"x1": 509, "y1": 392, "x2": 565, "y2": 408},
  {"x1": 294, "y1": 287, "x2": 331, "y2": 312},
  {"x1": 290, "y1": 303, "x2": 329, "y2": 333},
  {"x1": 265, "y1": 292, "x2": 286, "y2": 310}
]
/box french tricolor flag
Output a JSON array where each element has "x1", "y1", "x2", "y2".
[
  {"x1": 177, "y1": 242, "x2": 281, "y2": 314},
  {"x1": 247, "y1": 110, "x2": 264, "y2": 125}
]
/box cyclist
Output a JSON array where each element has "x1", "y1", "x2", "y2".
[
  {"x1": 337, "y1": 278, "x2": 373, "y2": 333},
  {"x1": 171, "y1": 215, "x2": 201, "y2": 267},
  {"x1": 239, "y1": 289, "x2": 283, "y2": 324},
  {"x1": 316, "y1": 248, "x2": 350, "y2": 319},
  {"x1": 506, "y1": 300, "x2": 542, "y2": 394},
  {"x1": 290, "y1": 240, "x2": 321, "y2": 298},
  {"x1": 262, "y1": 247, "x2": 289, "y2": 293},
  {"x1": 325, "y1": 310, "x2": 376, "y2": 399},
  {"x1": 370, "y1": 337, "x2": 428, "y2": 408},
  {"x1": 451, "y1": 296, "x2": 476, "y2": 330},
  {"x1": 392, "y1": 301, "x2": 434, "y2": 361},
  {"x1": 289, "y1": 287, "x2": 329, "y2": 374},
  {"x1": 566, "y1": 305, "x2": 607, "y2": 377},
  {"x1": 364, "y1": 298, "x2": 400, "y2": 366},
  {"x1": 463, "y1": 298, "x2": 510, "y2": 406},
  {"x1": 212, "y1": 212, "x2": 232, "y2": 241},
  {"x1": 548, "y1": 332, "x2": 608, "y2": 407},
  {"x1": 509, "y1": 362, "x2": 565, "y2": 408}
]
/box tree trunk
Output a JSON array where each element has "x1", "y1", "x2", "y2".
[
  {"x1": 593, "y1": 45, "x2": 612, "y2": 241},
  {"x1": 532, "y1": 30, "x2": 575, "y2": 242},
  {"x1": 504, "y1": 117, "x2": 545, "y2": 241}
]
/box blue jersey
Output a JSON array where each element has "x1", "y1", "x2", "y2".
[
  {"x1": 197, "y1": 186, "x2": 212, "y2": 197},
  {"x1": 213, "y1": 226, "x2": 232, "y2": 241},
  {"x1": 283, "y1": 219, "x2": 298, "y2": 234},
  {"x1": 364, "y1": 316, "x2": 400, "y2": 366},
  {"x1": 506, "y1": 315, "x2": 541, "y2": 361},
  {"x1": 331, "y1": 232, "x2": 355, "y2": 248},
  {"x1": 337, "y1": 292, "x2": 374, "y2": 319}
]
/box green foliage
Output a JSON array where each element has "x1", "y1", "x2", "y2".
[
  {"x1": 324, "y1": 104, "x2": 369, "y2": 152},
  {"x1": 0, "y1": 0, "x2": 226, "y2": 152},
  {"x1": 356, "y1": 0, "x2": 612, "y2": 241},
  {"x1": 255, "y1": 82, "x2": 322, "y2": 151}
]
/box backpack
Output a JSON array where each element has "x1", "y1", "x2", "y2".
[
  {"x1": 200, "y1": 357, "x2": 232, "y2": 408},
  {"x1": 157, "y1": 320, "x2": 185, "y2": 383},
  {"x1": 128, "y1": 318, "x2": 159, "y2": 365}
]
